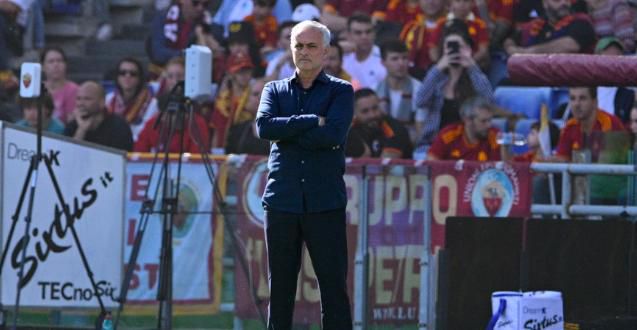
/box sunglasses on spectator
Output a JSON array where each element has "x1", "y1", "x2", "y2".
[
  {"x1": 192, "y1": 0, "x2": 209, "y2": 7},
  {"x1": 118, "y1": 69, "x2": 139, "y2": 77}
]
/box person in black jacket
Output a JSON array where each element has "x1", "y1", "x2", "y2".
[
  {"x1": 255, "y1": 20, "x2": 353, "y2": 329},
  {"x1": 64, "y1": 81, "x2": 133, "y2": 151},
  {"x1": 346, "y1": 88, "x2": 413, "y2": 159}
]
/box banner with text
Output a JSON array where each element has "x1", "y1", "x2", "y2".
[
  {"x1": 429, "y1": 160, "x2": 532, "y2": 249},
  {"x1": 233, "y1": 157, "x2": 532, "y2": 325},
  {"x1": 0, "y1": 124, "x2": 125, "y2": 308},
  {"x1": 123, "y1": 156, "x2": 224, "y2": 314},
  {"x1": 233, "y1": 158, "x2": 427, "y2": 325},
  {"x1": 365, "y1": 164, "x2": 427, "y2": 324}
]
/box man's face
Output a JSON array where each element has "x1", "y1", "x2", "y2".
[
  {"x1": 348, "y1": 21, "x2": 374, "y2": 54},
  {"x1": 355, "y1": 94, "x2": 383, "y2": 129},
  {"x1": 420, "y1": 0, "x2": 444, "y2": 17},
  {"x1": 324, "y1": 45, "x2": 342, "y2": 76},
  {"x1": 450, "y1": 0, "x2": 473, "y2": 19},
  {"x1": 629, "y1": 108, "x2": 637, "y2": 135},
  {"x1": 543, "y1": 0, "x2": 570, "y2": 21},
  {"x1": 466, "y1": 107, "x2": 493, "y2": 140},
  {"x1": 180, "y1": 0, "x2": 208, "y2": 21},
  {"x1": 569, "y1": 88, "x2": 597, "y2": 122},
  {"x1": 76, "y1": 84, "x2": 104, "y2": 119},
  {"x1": 253, "y1": 2, "x2": 270, "y2": 18},
  {"x1": 291, "y1": 27, "x2": 328, "y2": 73},
  {"x1": 383, "y1": 51, "x2": 409, "y2": 78}
]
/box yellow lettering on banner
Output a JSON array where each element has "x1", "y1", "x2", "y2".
[
  {"x1": 408, "y1": 175, "x2": 427, "y2": 225},
  {"x1": 402, "y1": 245, "x2": 421, "y2": 303},
  {"x1": 375, "y1": 246, "x2": 394, "y2": 304},
  {"x1": 369, "y1": 176, "x2": 384, "y2": 226},
  {"x1": 344, "y1": 175, "x2": 359, "y2": 225},
  {"x1": 433, "y1": 174, "x2": 458, "y2": 225},
  {"x1": 302, "y1": 248, "x2": 320, "y2": 303},
  {"x1": 384, "y1": 176, "x2": 407, "y2": 226}
]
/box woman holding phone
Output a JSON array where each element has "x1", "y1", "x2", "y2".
[{"x1": 415, "y1": 19, "x2": 494, "y2": 149}]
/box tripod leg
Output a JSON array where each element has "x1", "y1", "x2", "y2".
[
  {"x1": 12, "y1": 156, "x2": 41, "y2": 329},
  {"x1": 42, "y1": 159, "x2": 106, "y2": 314},
  {"x1": 185, "y1": 103, "x2": 268, "y2": 326}
]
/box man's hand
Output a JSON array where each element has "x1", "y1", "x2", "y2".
[
  {"x1": 318, "y1": 116, "x2": 326, "y2": 126},
  {"x1": 459, "y1": 45, "x2": 477, "y2": 68},
  {"x1": 73, "y1": 108, "x2": 93, "y2": 140}
]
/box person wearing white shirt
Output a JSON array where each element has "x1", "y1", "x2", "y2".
[
  {"x1": 342, "y1": 13, "x2": 386, "y2": 89},
  {"x1": 375, "y1": 39, "x2": 425, "y2": 144}
]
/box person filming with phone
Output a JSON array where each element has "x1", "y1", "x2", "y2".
[{"x1": 415, "y1": 19, "x2": 495, "y2": 154}]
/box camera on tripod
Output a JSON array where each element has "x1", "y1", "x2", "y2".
[{"x1": 161, "y1": 45, "x2": 213, "y2": 114}]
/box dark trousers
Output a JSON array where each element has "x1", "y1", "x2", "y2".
[{"x1": 264, "y1": 208, "x2": 352, "y2": 330}]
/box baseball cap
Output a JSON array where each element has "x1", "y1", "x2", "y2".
[
  {"x1": 292, "y1": 4, "x2": 321, "y2": 22},
  {"x1": 595, "y1": 37, "x2": 624, "y2": 54},
  {"x1": 227, "y1": 21, "x2": 255, "y2": 45}
]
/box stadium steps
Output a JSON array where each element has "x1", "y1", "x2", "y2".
[{"x1": 57, "y1": 0, "x2": 154, "y2": 83}]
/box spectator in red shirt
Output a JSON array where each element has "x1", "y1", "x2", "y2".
[
  {"x1": 384, "y1": 0, "x2": 423, "y2": 24},
  {"x1": 504, "y1": 0, "x2": 596, "y2": 55},
  {"x1": 244, "y1": 0, "x2": 279, "y2": 58},
  {"x1": 321, "y1": 0, "x2": 388, "y2": 32},
  {"x1": 474, "y1": 0, "x2": 514, "y2": 47},
  {"x1": 555, "y1": 87, "x2": 626, "y2": 162},
  {"x1": 428, "y1": 0, "x2": 490, "y2": 68},
  {"x1": 134, "y1": 109, "x2": 210, "y2": 154},
  {"x1": 428, "y1": 97, "x2": 502, "y2": 161},
  {"x1": 400, "y1": 0, "x2": 446, "y2": 79}
]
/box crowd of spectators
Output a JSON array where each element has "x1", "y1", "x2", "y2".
[{"x1": 1, "y1": 0, "x2": 637, "y2": 203}]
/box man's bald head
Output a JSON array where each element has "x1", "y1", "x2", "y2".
[
  {"x1": 79, "y1": 81, "x2": 105, "y2": 100},
  {"x1": 76, "y1": 81, "x2": 106, "y2": 119}
]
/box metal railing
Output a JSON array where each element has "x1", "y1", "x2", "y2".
[{"x1": 530, "y1": 163, "x2": 637, "y2": 218}]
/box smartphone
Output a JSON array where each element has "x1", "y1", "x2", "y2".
[{"x1": 447, "y1": 40, "x2": 460, "y2": 55}]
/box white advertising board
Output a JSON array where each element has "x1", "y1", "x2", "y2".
[
  {"x1": 0, "y1": 124, "x2": 125, "y2": 308},
  {"x1": 124, "y1": 159, "x2": 216, "y2": 304}
]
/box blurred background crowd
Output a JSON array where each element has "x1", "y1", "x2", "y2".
[{"x1": 0, "y1": 0, "x2": 637, "y2": 200}]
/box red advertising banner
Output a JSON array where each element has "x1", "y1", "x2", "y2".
[
  {"x1": 429, "y1": 160, "x2": 532, "y2": 249},
  {"x1": 365, "y1": 164, "x2": 427, "y2": 324},
  {"x1": 233, "y1": 157, "x2": 532, "y2": 325}
]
